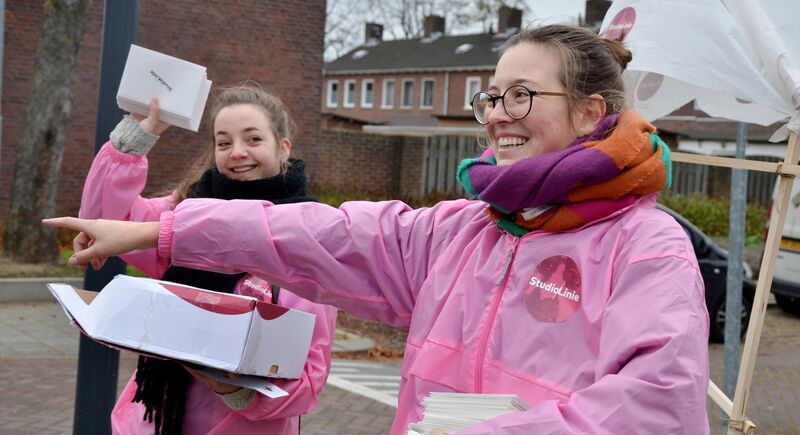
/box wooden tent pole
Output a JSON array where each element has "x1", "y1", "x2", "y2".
[{"x1": 726, "y1": 131, "x2": 800, "y2": 434}]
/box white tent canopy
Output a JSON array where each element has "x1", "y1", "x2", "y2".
[
  {"x1": 600, "y1": 0, "x2": 800, "y2": 141},
  {"x1": 600, "y1": 1, "x2": 800, "y2": 433}
]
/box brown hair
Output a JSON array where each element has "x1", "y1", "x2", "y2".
[
  {"x1": 505, "y1": 24, "x2": 632, "y2": 121},
  {"x1": 172, "y1": 82, "x2": 296, "y2": 203}
]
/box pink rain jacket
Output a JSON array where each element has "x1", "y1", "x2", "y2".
[
  {"x1": 80, "y1": 142, "x2": 337, "y2": 435},
  {"x1": 156, "y1": 193, "x2": 711, "y2": 434}
]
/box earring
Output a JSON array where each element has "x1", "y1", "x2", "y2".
[{"x1": 476, "y1": 133, "x2": 490, "y2": 149}]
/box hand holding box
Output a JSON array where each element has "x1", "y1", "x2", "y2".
[{"x1": 116, "y1": 45, "x2": 212, "y2": 131}]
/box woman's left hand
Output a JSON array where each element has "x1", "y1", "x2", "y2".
[{"x1": 183, "y1": 365, "x2": 243, "y2": 395}]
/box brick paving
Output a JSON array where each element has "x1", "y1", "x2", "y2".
[
  {"x1": 1, "y1": 300, "x2": 798, "y2": 434},
  {"x1": 706, "y1": 305, "x2": 800, "y2": 435}
]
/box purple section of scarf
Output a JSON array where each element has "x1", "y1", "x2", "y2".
[{"x1": 470, "y1": 114, "x2": 621, "y2": 212}]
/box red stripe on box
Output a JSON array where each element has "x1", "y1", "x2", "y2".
[
  {"x1": 255, "y1": 301, "x2": 289, "y2": 320},
  {"x1": 161, "y1": 283, "x2": 254, "y2": 315}
]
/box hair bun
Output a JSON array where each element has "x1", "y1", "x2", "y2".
[{"x1": 602, "y1": 38, "x2": 633, "y2": 71}]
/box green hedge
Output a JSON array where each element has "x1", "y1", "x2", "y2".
[{"x1": 657, "y1": 192, "x2": 767, "y2": 247}]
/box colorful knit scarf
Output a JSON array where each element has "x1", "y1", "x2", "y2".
[{"x1": 457, "y1": 111, "x2": 672, "y2": 236}]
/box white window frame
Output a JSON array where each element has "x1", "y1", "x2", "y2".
[
  {"x1": 401, "y1": 78, "x2": 415, "y2": 109},
  {"x1": 420, "y1": 77, "x2": 435, "y2": 109},
  {"x1": 464, "y1": 76, "x2": 481, "y2": 110},
  {"x1": 343, "y1": 79, "x2": 357, "y2": 108},
  {"x1": 361, "y1": 79, "x2": 375, "y2": 108},
  {"x1": 381, "y1": 79, "x2": 396, "y2": 109},
  {"x1": 326, "y1": 80, "x2": 339, "y2": 108}
]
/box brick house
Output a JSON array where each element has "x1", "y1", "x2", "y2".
[
  {"x1": 320, "y1": 1, "x2": 787, "y2": 205},
  {"x1": 1, "y1": 1, "x2": 326, "y2": 217},
  {"x1": 322, "y1": 7, "x2": 529, "y2": 130}
]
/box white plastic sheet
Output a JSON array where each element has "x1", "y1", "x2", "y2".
[{"x1": 600, "y1": 0, "x2": 800, "y2": 140}]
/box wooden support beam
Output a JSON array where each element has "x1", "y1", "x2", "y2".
[
  {"x1": 725, "y1": 132, "x2": 800, "y2": 434},
  {"x1": 672, "y1": 151, "x2": 800, "y2": 176}
]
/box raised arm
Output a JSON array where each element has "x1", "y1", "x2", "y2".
[{"x1": 79, "y1": 98, "x2": 172, "y2": 276}]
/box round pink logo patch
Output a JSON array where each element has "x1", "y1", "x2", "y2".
[
  {"x1": 636, "y1": 72, "x2": 664, "y2": 101},
  {"x1": 603, "y1": 7, "x2": 636, "y2": 41},
  {"x1": 524, "y1": 255, "x2": 582, "y2": 323}
]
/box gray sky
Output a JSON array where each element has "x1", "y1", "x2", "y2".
[{"x1": 527, "y1": 0, "x2": 586, "y2": 21}]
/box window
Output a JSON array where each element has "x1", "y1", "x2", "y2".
[
  {"x1": 464, "y1": 76, "x2": 481, "y2": 109},
  {"x1": 382, "y1": 79, "x2": 395, "y2": 108},
  {"x1": 361, "y1": 80, "x2": 374, "y2": 108},
  {"x1": 420, "y1": 78, "x2": 435, "y2": 109},
  {"x1": 326, "y1": 80, "x2": 339, "y2": 108},
  {"x1": 343, "y1": 79, "x2": 356, "y2": 108},
  {"x1": 401, "y1": 79, "x2": 415, "y2": 108}
]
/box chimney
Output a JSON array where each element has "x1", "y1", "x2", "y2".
[
  {"x1": 364, "y1": 23, "x2": 383, "y2": 44},
  {"x1": 423, "y1": 15, "x2": 445, "y2": 38},
  {"x1": 498, "y1": 6, "x2": 522, "y2": 34}
]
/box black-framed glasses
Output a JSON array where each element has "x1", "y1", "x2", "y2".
[{"x1": 470, "y1": 85, "x2": 568, "y2": 125}]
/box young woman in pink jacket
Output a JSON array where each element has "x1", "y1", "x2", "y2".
[
  {"x1": 49, "y1": 25, "x2": 710, "y2": 434},
  {"x1": 76, "y1": 84, "x2": 337, "y2": 435}
]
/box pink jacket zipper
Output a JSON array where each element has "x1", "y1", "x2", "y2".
[{"x1": 474, "y1": 236, "x2": 521, "y2": 392}]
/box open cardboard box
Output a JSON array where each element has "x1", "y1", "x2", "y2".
[{"x1": 48, "y1": 275, "x2": 316, "y2": 398}]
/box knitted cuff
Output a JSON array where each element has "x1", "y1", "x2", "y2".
[
  {"x1": 109, "y1": 115, "x2": 159, "y2": 155},
  {"x1": 216, "y1": 387, "x2": 256, "y2": 410}
]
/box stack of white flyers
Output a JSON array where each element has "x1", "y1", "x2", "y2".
[
  {"x1": 116, "y1": 44, "x2": 212, "y2": 131},
  {"x1": 407, "y1": 392, "x2": 530, "y2": 434}
]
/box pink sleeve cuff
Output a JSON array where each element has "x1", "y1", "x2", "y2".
[
  {"x1": 158, "y1": 211, "x2": 175, "y2": 260},
  {"x1": 102, "y1": 140, "x2": 148, "y2": 164}
]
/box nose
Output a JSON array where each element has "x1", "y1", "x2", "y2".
[
  {"x1": 230, "y1": 140, "x2": 248, "y2": 159},
  {"x1": 485, "y1": 100, "x2": 511, "y2": 124}
]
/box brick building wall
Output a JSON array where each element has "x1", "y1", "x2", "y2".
[
  {"x1": 1, "y1": 1, "x2": 325, "y2": 217},
  {"x1": 316, "y1": 129, "x2": 424, "y2": 198},
  {"x1": 322, "y1": 70, "x2": 492, "y2": 127}
]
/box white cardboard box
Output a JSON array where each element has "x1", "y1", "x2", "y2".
[
  {"x1": 47, "y1": 275, "x2": 315, "y2": 381},
  {"x1": 116, "y1": 44, "x2": 212, "y2": 131}
]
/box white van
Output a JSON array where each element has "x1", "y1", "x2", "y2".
[{"x1": 770, "y1": 176, "x2": 800, "y2": 314}]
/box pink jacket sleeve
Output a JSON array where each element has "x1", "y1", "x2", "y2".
[
  {"x1": 80, "y1": 141, "x2": 173, "y2": 278},
  {"x1": 235, "y1": 290, "x2": 337, "y2": 420},
  {"x1": 457, "y1": 254, "x2": 710, "y2": 434},
  {"x1": 158, "y1": 198, "x2": 480, "y2": 328}
]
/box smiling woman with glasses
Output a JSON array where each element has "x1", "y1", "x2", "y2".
[
  {"x1": 470, "y1": 85, "x2": 567, "y2": 124},
  {"x1": 46, "y1": 24, "x2": 710, "y2": 435}
]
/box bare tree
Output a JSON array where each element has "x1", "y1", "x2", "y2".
[
  {"x1": 450, "y1": 0, "x2": 532, "y2": 33},
  {"x1": 4, "y1": 0, "x2": 91, "y2": 263},
  {"x1": 324, "y1": 0, "x2": 532, "y2": 60},
  {"x1": 325, "y1": 0, "x2": 368, "y2": 60}
]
